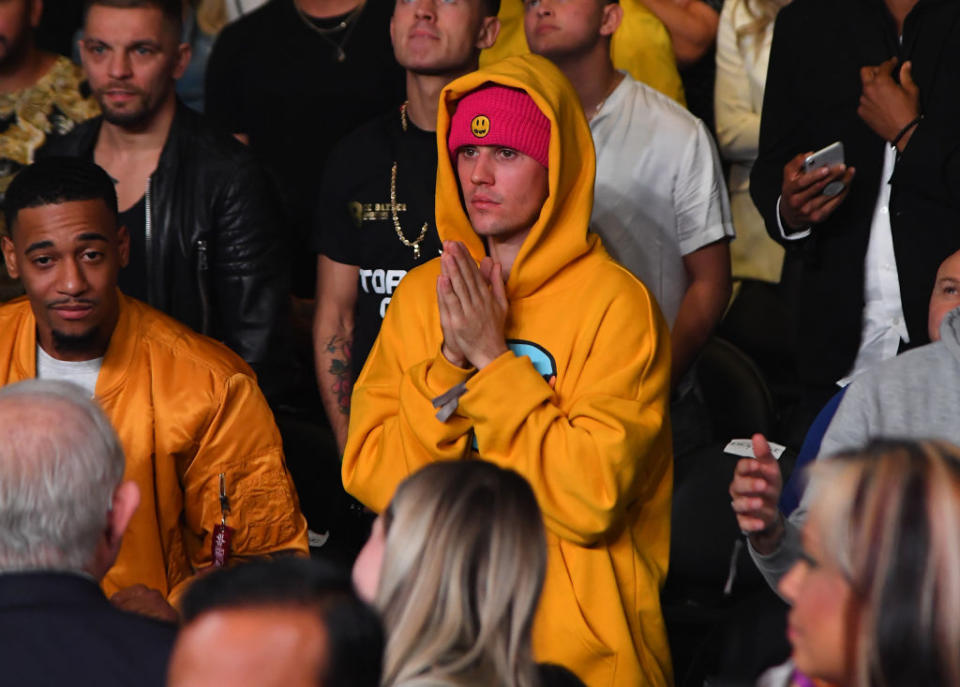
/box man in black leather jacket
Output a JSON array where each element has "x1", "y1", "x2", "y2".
[{"x1": 40, "y1": 0, "x2": 293, "y2": 402}]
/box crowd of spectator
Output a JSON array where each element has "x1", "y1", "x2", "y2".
[{"x1": 0, "y1": 0, "x2": 958, "y2": 686}]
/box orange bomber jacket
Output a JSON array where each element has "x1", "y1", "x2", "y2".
[{"x1": 0, "y1": 293, "x2": 309, "y2": 605}]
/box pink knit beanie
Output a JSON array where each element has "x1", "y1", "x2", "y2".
[{"x1": 447, "y1": 85, "x2": 551, "y2": 169}]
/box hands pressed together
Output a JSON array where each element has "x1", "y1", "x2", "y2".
[
  {"x1": 779, "y1": 152, "x2": 856, "y2": 230},
  {"x1": 728, "y1": 434, "x2": 785, "y2": 555},
  {"x1": 437, "y1": 241, "x2": 509, "y2": 370}
]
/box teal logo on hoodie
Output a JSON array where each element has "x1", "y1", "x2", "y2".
[
  {"x1": 472, "y1": 339, "x2": 557, "y2": 452},
  {"x1": 507, "y1": 339, "x2": 557, "y2": 385}
]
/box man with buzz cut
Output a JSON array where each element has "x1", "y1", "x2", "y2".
[
  {"x1": 312, "y1": 0, "x2": 500, "y2": 454},
  {"x1": 526, "y1": 0, "x2": 734, "y2": 454},
  {"x1": 343, "y1": 54, "x2": 674, "y2": 686},
  {"x1": 0, "y1": 157, "x2": 308, "y2": 616},
  {"x1": 40, "y1": 0, "x2": 293, "y2": 404}
]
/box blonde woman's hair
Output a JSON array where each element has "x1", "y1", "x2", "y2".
[
  {"x1": 733, "y1": 0, "x2": 790, "y2": 56},
  {"x1": 808, "y1": 440, "x2": 960, "y2": 687},
  {"x1": 375, "y1": 461, "x2": 546, "y2": 687}
]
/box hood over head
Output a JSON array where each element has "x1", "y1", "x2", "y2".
[{"x1": 435, "y1": 54, "x2": 597, "y2": 299}]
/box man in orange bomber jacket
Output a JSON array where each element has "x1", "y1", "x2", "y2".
[
  {"x1": 343, "y1": 55, "x2": 674, "y2": 686},
  {"x1": 0, "y1": 158, "x2": 308, "y2": 615}
]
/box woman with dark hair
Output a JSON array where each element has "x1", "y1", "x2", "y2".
[
  {"x1": 773, "y1": 439, "x2": 960, "y2": 687},
  {"x1": 352, "y1": 460, "x2": 583, "y2": 687}
]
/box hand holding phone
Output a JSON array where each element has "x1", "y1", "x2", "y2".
[
  {"x1": 780, "y1": 143, "x2": 855, "y2": 230},
  {"x1": 803, "y1": 142, "x2": 846, "y2": 196}
]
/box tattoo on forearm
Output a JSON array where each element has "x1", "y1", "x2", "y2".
[{"x1": 326, "y1": 334, "x2": 353, "y2": 415}]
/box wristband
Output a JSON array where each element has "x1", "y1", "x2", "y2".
[{"x1": 891, "y1": 114, "x2": 922, "y2": 147}]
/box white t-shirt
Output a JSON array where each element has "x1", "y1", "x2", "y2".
[
  {"x1": 590, "y1": 73, "x2": 734, "y2": 327},
  {"x1": 35, "y1": 345, "x2": 103, "y2": 397}
]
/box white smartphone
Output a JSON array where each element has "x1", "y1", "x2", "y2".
[
  {"x1": 803, "y1": 141, "x2": 845, "y2": 173},
  {"x1": 803, "y1": 141, "x2": 846, "y2": 196}
]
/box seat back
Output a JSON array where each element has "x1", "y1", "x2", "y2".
[{"x1": 698, "y1": 337, "x2": 776, "y2": 439}]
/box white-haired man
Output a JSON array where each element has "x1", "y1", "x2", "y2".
[{"x1": 0, "y1": 379, "x2": 176, "y2": 687}]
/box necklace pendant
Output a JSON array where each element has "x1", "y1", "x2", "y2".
[
  {"x1": 412, "y1": 244, "x2": 421, "y2": 260},
  {"x1": 336, "y1": 47, "x2": 346, "y2": 62}
]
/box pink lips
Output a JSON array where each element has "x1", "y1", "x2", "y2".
[
  {"x1": 101, "y1": 85, "x2": 140, "y2": 104},
  {"x1": 52, "y1": 304, "x2": 94, "y2": 320},
  {"x1": 409, "y1": 23, "x2": 439, "y2": 40},
  {"x1": 532, "y1": 22, "x2": 559, "y2": 35},
  {"x1": 470, "y1": 195, "x2": 499, "y2": 209},
  {"x1": 785, "y1": 619, "x2": 802, "y2": 646}
]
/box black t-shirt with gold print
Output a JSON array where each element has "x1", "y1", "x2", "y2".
[{"x1": 312, "y1": 106, "x2": 442, "y2": 377}]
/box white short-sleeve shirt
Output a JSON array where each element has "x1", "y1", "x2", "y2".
[{"x1": 590, "y1": 73, "x2": 734, "y2": 327}]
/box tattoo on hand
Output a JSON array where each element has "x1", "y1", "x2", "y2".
[{"x1": 326, "y1": 335, "x2": 353, "y2": 415}]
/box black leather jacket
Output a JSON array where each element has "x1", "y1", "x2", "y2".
[{"x1": 40, "y1": 101, "x2": 293, "y2": 398}]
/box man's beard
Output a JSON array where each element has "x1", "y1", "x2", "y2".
[
  {"x1": 96, "y1": 88, "x2": 156, "y2": 129},
  {"x1": 51, "y1": 327, "x2": 101, "y2": 355}
]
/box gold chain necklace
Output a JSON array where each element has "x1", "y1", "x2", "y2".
[
  {"x1": 390, "y1": 102, "x2": 428, "y2": 260},
  {"x1": 292, "y1": 0, "x2": 365, "y2": 63}
]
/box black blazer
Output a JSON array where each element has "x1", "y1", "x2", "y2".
[
  {"x1": 0, "y1": 572, "x2": 176, "y2": 687},
  {"x1": 750, "y1": 0, "x2": 960, "y2": 386}
]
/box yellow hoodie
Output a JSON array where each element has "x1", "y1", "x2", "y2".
[{"x1": 343, "y1": 55, "x2": 673, "y2": 687}]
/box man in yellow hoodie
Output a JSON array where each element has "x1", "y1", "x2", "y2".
[{"x1": 343, "y1": 54, "x2": 674, "y2": 686}]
